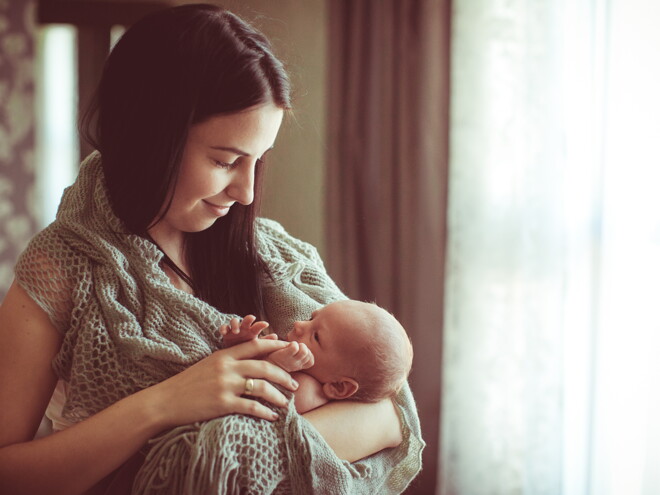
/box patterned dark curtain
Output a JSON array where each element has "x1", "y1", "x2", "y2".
[
  {"x1": 326, "y1": 1, "x2": 451, "y2": 492},
  {"x1": 0, "y1": 0, "x2": 38, "y2": 300}
]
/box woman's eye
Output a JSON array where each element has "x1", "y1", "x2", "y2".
[
  {"x1": 212, "y1": 159, "x2": 237, "y2": 169},
  {"x1": 313, "y1": 332, "x2": 319, "y2": 343}
]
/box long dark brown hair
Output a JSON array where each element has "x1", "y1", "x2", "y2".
[{"x1": 81, "y1": 4, "x2": 291, "y2": 317}]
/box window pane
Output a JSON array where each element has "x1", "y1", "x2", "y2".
[{"x1": 35, "y1": 24, "x2": 77, "y2": 227}]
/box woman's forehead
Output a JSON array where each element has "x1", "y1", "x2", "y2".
[{"x1": 191, "y1": 104, "x2": 284, "y2": 154}]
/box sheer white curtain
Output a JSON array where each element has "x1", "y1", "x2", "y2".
[{"x1": 441, "y1": 0, "x2": 660, "y2": 493}]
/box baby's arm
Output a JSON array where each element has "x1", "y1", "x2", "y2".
[{"x1": 291, "y1": 371, "x2": 328, "y2": 414}]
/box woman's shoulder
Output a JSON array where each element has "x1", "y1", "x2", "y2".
[
  {"x1": 14, "y1": 225, "x2": 82, "y2": 333},
  {"x1": 16, "y1": 224, "x2": 80, "y2": 271}
]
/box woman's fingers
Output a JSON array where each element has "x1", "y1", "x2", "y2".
[
  {"x1": 240, "y1": 377, "x2": 289, "y2": 409},
  {"x1": 226, "y1": 336, "x2": 291, "y2": 360},
  {"x1": 236, "y1": 358, "x2": 298, "y2": 392},
  {"x1": 233, "y1": 397, "x2": 280, "y2": 422}
]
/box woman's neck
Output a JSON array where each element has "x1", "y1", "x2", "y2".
[
  {"x1": 147, "y1": 223, "x2": 186, "y2": 268},
  {"x1": 147, "y1": 223, "x2": 194, "y2": 293}
]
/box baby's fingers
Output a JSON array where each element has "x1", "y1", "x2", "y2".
[
  {"x1": 240, "y1": 315, "x2": 269, "y2": 337},
  {"x1": 229, "y1": 317, "x2": 242, "y2": 334},
  {"x1": 240, "y1": 315, "x2": 257, "y2": 331},
  {"x1": 298, "y1": 343, "x2": 315, "y2": 368},
  {"x1": 250, "y1": 321, "x2": 270, "y2": 335}
]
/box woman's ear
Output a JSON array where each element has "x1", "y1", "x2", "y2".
[{"x1": 322, "y1": 377, "x2": 359, "y2": 400}]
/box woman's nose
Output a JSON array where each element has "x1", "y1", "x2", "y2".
[{"x1": 227, "y1": 161, "x2": 255, "y2": 205}]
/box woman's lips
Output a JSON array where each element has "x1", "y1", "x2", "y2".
[{"x1": 203, "y1": 200, "x2": 231, "y2": 217}]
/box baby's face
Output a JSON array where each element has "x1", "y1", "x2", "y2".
[{"x1": 287, "y1": 300, "x2": 376, "y2": 384}]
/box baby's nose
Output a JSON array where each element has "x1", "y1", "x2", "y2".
[{"x1": 288, "y1": 323, "x2": 301, "y2": 340}]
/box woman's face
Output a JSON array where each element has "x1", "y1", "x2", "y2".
[{"x1": 149, "y1": 103, "x2": 284, "y2": 240}]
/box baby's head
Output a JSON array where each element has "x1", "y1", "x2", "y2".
[{"x1": 286, "y1": 300, "x2": 413, "y2": 402}]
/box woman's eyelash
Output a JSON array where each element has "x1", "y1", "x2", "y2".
[
  {"x1": 213, "y1": 159, "x2": 237, "y2": 169},
  {"x1": 213, "y1": 157, "x2": 265, "y2": 169},
  {"x1": 314, "y1": 332, "x2": 319, "y2": 342}
]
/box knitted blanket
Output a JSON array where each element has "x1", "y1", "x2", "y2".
[{"x1": 15, "y1": 152, "x2": 424, "y2": 494}]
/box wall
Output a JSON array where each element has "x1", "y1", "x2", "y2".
[{"x1": 0, "y1": 0, "x2": 38, "y2": 300}]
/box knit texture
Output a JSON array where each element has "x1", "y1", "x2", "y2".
[{"x1": 15, "y1": 152, "x2": 424, "y2": 494}]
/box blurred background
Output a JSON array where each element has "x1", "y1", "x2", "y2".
[{"x1": 1, "y1": 0, "x2": 659, "y2": 494}]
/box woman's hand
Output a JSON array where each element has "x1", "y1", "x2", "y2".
[{"x1": 144, "y1": 338, "x2": 299, "y2": 428}]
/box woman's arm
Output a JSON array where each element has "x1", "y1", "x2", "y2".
[
  {"x1": 303, "y1": 398, "x2": 403, "y2": 463},
  {"x1": 0, "y1": 281, "x2": 168, "y2": 495},
  {"x1": 0, "y1": 281, "x2": 298, "y2": 495}
]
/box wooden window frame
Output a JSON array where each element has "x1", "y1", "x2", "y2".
[{"x1": 37, "y1": 0, "x2": 170, "y2": 160}]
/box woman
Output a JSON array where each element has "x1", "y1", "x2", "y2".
[{"x1": 0, "y1": 5, "x2": 422, "y2": 494}]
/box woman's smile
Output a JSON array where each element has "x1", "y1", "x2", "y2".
[{"x1": 202, "y1": 200, "x2": 232, "y2": 217}]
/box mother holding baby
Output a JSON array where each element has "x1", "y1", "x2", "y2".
[{"x1": 0, "y1": 4, "x2": 423, "y2": 494}]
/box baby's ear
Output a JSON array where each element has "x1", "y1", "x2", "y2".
[{"x1": 322, "y1": 378, "x2": 359, "y2": 400}]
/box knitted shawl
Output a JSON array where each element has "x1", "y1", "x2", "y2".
[{"x1": 15, "y1": 152, "x2": 424, "y2": 494}]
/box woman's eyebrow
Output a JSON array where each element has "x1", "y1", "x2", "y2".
[{"x1": 209, "y1": 145, "x2": 274, "y2": 157}]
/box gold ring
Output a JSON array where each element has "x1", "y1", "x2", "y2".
[{"x1": 244, "y1": 378, "x2": 254, "y2": 394}]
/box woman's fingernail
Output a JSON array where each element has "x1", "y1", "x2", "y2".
[
  {"x1": 271, "y1": 412, "x2": 279, "y2": 420},
  {"x1": 291, "y1": 379, "x2": 299, "y2": 389}
]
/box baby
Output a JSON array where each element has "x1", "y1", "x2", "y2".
[{"x1": 221, "y1": 300, "x2": 413, "y2": 413}]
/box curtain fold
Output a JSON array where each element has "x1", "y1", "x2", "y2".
[{"x1": 326, "y1": 1, "x2": 451, "y2": 493}]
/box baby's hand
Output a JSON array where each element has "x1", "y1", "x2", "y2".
[
  {"x1": 220, "y1": 315, "x2": 270, "y2": 347},
  {"x1": 267, "y1": 341, "x2": 315, "y2": 373}
]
